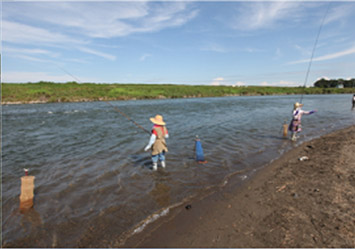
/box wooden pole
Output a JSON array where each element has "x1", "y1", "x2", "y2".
[
  {"x1": 19, "y1": 169, "x2": 35, "y2": 210},
  {"x1": 283, "y1": 122, "x2": 288, "y2": 137}
]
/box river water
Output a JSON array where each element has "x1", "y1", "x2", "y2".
[{"x1": 2, "y1": 94, "x2": 354, "y2": 247}]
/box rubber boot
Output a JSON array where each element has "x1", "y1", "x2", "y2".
[
  {"x1": 161, "y1": 161, "x2": 166, "y2": 169},
  {"x1": 152, "y1": 163, "x2": 158, "y2": 171},
  {"x1": 291, "y1": 133, "x2": 297, "y2": 141}
]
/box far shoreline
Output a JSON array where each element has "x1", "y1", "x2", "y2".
[
  {"x1": 1, "y1": 92, "x2": 354, "y2": 106},
  {"x1": 2, "y1": 82, "x2": 354, "y2": 105}
]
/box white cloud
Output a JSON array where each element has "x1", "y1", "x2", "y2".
[
  {"x1": 210, "y1": 78, "x2": 248, "y2": 86},
  {"x1": 3, "y1": 69, "x2": 98, "y2": 83},
  {"x1": 2, "y1": 20, "x2": 84, "y2": 45},
  {"x1": 232, "y1": 2, "x2": 302, "y2": 31},
  {"x1": 2, "y1": 23, "x2": 117, "y2": 62},
  {"x1": 2, "y1": 2, "x2": 198, "y2": 39},
  {"x1": 130, "y1": 3, "x2": 199, "y2": 36},
  {"x1": 244, "y1": 47, "x2": 263, "y2": 53},
  {"x1": 324, "y1": 3, "x2": 355, "y2": 25},
  {"x1": 279, "y1": 80, "x2": 299, "y2": 86},
  {"x1": 201, "y1": 43, "x2": 227, "y2": 53},
  {"x1": 77, "y1": 47, "x2": 116, "y2": 61},
  {"x1": 3, "y1": 71, "x2": 79, "y2": 83},
  {"x1": 4, "y1": 47, "x2": 54, "y2": 55},
  {"x1": 3, "y1": 46, "x2": 60, "y2": 60},
  {"x1": 233, "y1": 81, "x2": 245, "y2": 86},
  {"x1": 8, "y1": 54, "x2": 55, "y2": 64},
  {"x1": 139, "y1": 53, "x2": 152, "y2": 61},
  {"x1": 231, "y1": 2, "x2": 355, "y2": 32},
  {"x1": 258, "y1": 80, "x2": 299, "y2": 87},
  {"x1": 211, "y1": 77, "x2": 224, "y2": 85},
  {"x1": 2, "y1": 2, "x2": 148, "y2": 37},
  {"x1": 3, "y1": 48, "x2": 90, "y2": 66},
  {"x1": 274, "y1": 48, "x2": 282, "y2": 59},
  {"x1": 2, "y1": 2, "x2": 198, "y2": 61},
  {"x1": 317, "y1": 76, "x2": 330, "y2": 81},
  {"x1": 289, "y1": 46, "x2": 355, "y2": 64},
  {"x1": 311, "y1": 46, "x2": 355, "y2": 62},
  {"x1": 294, "y1": 44, "x2": 311, "y2": 57}
]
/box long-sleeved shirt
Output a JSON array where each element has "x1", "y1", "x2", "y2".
[
  {"x1": 289, "y1": 108, "x2": 315, "y2": 132},
  {"x1": 145, "y1": 125, "x2": 169, "y2": 151}
]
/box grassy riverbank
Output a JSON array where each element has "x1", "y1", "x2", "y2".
[{"x1": 2, "y1": 82, "x2": 354, "y2": 104}]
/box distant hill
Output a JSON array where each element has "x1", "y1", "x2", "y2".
[{"x1": 314, "y1": 78, "x2": 355, "y2": 88}]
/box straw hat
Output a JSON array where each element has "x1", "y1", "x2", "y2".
[
  {"x1": 294, "y1": 102, "x2": 304, "y2": 109},
  {"x1": 150, "y1": 114, "x2": 166, "y2": 125}
]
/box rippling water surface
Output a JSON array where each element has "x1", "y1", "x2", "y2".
[{"x1": 2, "y1": 94, "x2": 354, "y2": 247}]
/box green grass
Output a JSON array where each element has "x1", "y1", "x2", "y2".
[{"x1": 1, "y1": 82, "x2": 354, "y2": 104}]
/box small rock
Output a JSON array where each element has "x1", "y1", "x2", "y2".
[{"x1": 299, "y1": 156, "x2": 309, "y2": 161}]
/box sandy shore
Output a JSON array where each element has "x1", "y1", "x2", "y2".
[{"x1": 122, "y1": 125, "x2": 355, "y2": 248}]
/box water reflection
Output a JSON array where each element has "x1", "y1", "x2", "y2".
[{"x1": 20, "y1": 208, "x2": 44, "y2": 231}]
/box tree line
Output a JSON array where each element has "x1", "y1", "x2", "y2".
[{"x1": 313, "y1": 78, "x2": 355, "y2": 88}]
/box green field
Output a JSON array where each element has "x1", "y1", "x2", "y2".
[{"x1": 2, "y1": 82, "x2": 354, "y2": 104}]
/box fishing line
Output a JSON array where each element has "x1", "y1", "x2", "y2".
[
  {"x1": 105, "y1": 101, "x2": 150, "y2": 135},
  {"x1": 55, "y1": 64, "x2": 82, "y2": 83},
  {"x1": 282, "y1": 3, "x2": 331, "y2": 138},
  {"x1": 300, "y1": 2, "x2": 331, "y2": 103},
  {"x1": 53, "y1": 64, "x2": 150, "y2": 135}
]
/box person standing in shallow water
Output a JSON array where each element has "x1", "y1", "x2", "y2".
[
  {"x1": 352, "y1": 94, "x2": 355, "y2": 110},
  {"x1": 144, "y1": 114, "x2": 169, "y2": 171},
  {"x1": 288, "y1": 102, "x2": 317, "y2": 141}
]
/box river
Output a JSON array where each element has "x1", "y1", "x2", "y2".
[{"x1": 2, "y1": 94, "x2": 354, "y2": 247}]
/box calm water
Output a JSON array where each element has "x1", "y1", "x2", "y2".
[{"x1": 2, "y1": 94, "x2": 354, "y2": 247}]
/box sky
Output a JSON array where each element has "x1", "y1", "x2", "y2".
[{"x1": 2, "y1": 0, "x2": 355, "y2": 86}]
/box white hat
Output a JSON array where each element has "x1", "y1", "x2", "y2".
[{"x1": 294, "y1": 102, "x2": 304, "y2": 109}]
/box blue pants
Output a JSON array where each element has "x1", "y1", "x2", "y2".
[{"x1": 152, "y1": 151, "x2": 165, "y2": 163}]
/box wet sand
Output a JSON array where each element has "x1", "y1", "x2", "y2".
[{"x1": 123, "y1": 125, "x2": 355, "y2": 248}]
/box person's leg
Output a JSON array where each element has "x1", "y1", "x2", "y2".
[
  {"x1": 291, "y1": 132, "x2": 297, "y2": 141},
  {"x1": 151, "y1": 154, "x2": 158, "y2": 171},
  {"x1": 159, "y1": 152, "x2": 166, "y2": 168}
]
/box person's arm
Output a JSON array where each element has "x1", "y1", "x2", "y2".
[
  {"x1": 304, "y1": 110, "x2": 317, "y2": 115},
  {"x1": 144, "y1": 134, "x2": 156, "y2": 151}
]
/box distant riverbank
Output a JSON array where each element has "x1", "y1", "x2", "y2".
[{"x1": 2, "y1": 82, "x2": 354, "y2": 105}]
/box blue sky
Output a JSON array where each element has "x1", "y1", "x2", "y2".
[{"x1": 2, "y1": 1, "x2": 355, "y2": 86}]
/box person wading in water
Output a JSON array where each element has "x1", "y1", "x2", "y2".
[
  {"x1": 289, "y1": 102, "x2": 317, "y2": 141},
  {"x1": 144, "y1": 114, "x2": 169, "y2": 171}
]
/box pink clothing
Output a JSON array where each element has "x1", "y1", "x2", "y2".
[{"x1": 289, "y1": 108, "x2": 314, "y2": 132}]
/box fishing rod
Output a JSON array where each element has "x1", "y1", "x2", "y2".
[
  {"x1": 300, "y1": 2, "x2": 331, "y2": 104},
  {"x1": 105, "y1": 101, "x2": 151, "y2": 135},
  {"x1": 282, "y1": 3, "x2": 330, "y2": 138}
]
